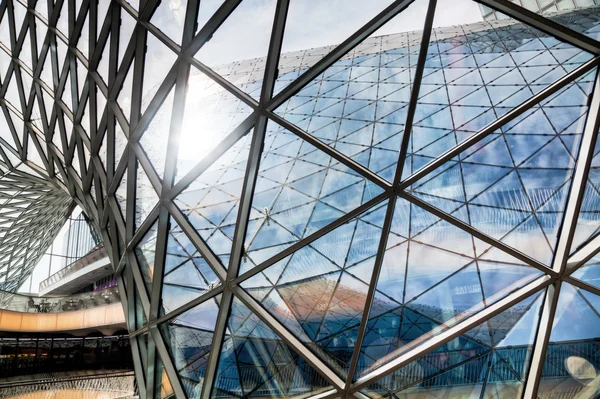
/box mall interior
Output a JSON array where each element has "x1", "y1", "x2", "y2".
[{"x1": 1, "y1": 0, "x2": 600, "y2": 398}]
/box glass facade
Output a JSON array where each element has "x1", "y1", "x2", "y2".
[
  {"x1": 2, "y1": 0, "x2": 600, "y2": 398},
  {"x1": 480, "y1": 0, "x2": 600, "y2": 20}
]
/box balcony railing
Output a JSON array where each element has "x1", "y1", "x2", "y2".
[
  {"x1": 0, "y1": 286, "x2": 119, "y2": 314},
  {"x1": 39, "y1": 245, "x2": 108, "y2": 292},
  {"x1": 0, "y1": 371, "x2": 136, "y2": 399}
]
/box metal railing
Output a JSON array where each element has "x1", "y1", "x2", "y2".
[
  {"x1": 39, "y1": 245, "x2": 108, "y2": 292},
  {"x1": 0, "y1": 286, "x2": 120, "y2": 314},
  {"x1": 0, "y1": 371, "x2": 136, "y2": 399}
]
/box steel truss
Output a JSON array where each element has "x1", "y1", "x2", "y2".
[{"x1": 3, "y1": 0, "x2": 600, "y2": 398}]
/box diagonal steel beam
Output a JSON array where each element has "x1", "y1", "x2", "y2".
[
  {"x1": 553, "y1": 71, "x2": 600, "y2": 275},
  {"x1": 266, "y1": 0, "x2": 416, "y2": 112},
  {"x1": 399, "y1": 56, "x2": 600, "y2": 190},
  {"x1": 350, "y1": 275, "x2": 551, "y2": 393},
  {"x1": 522, "y1": 281, "x2": 561, "y2": 399}
]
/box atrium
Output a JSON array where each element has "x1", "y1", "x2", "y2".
[{"x1": 1, "y1": 0, "x2": 600, "y2": 398}]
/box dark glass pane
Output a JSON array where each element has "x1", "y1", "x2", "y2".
[
  {"x1": 537, "y1": 283, "x2": 600, "y2": 398},
  {"x1": 362, "y1": 291, "x2": 544, "y2": 397},
  {"x1": 212, "y1": 297, "x2": 331, "y2": 398},
  {"x1": 160, "y1": 295, "x2": 221, "y2": 398}
]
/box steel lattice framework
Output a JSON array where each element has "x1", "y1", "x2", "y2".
[{"x1": 4, "y1": 0, "x2": 600, "y2": 398}]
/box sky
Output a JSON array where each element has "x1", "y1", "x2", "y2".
[{"x1": 196, "y1": 0, "x2": 484, "y2": 66}]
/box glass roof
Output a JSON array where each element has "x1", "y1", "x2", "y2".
[{"x1": 3, "y1": 0, "x2": 600, "y2": 398}]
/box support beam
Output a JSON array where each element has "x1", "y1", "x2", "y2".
[
  {"x1": 522, "y1": 281, "x2": 561, "y2": 399},
  {"x1": 351, "y1": 276, "x2": 551, "y2": 393}
]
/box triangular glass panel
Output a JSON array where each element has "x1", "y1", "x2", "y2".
[
  {"x1": 115, "y1": 167, "x2": 128, "y2": 219},
  {"x1": 242, "y1": 200, "x2": 388, "y2": 377},
  {"x1": 114, "y1": 121, "x2": 128, "y2": 171},
  {"x1": 572, "y1": 128, "x2": 600, "y2": 253},
  {"x1": 572, "y1": 253, "x2": 600, "y2": 290},
  {"x1": 274, "y1": 0, "x2": 395, "y2": 95},
  {"x1": 117, "y1": 59, "x2": 134, "y2": 121},
  {"x1": 97, "y1": 32, "x2": 111, "y2": 85},
  {"x1": 240, "y1": 119, "x2": 384, "y2": 274},
  {"x1": 193, "y1": 0, "x2": 277, "y2": 100},
  {"x1": 118, "y1": 8, "x2": 136, "y2": 67},
  {"x1": 77, "y1": 11, "x2": 90, "y2": 60},
  {"x1": 135, "y1": 160, "x2": 158, "y2": 230},
  {"x1": 97, "y1": 0, "x2": 110, "y2": 40},
  {"x1": 12, "y1": 1, "x2": 27, "y2": 40},
  {"x1": 135, "y1": 219, "x2": 159, "y2": 294},
  {"x1": 403, "y1": 8, "x2": 595, "y2": 182},
  {"x1": 0, "y1": 47, "x2": 10, "y2": 83},
  {"x1": 174, "y1": 66, "x2": 253, "y2": 182},
  {"x1": 139, "y1": 85, "x2": 175, "y2": 179},
  {"x1": 4, "y1": 70, "x2": 22, "y2": 109},
  {"x1": 408, "y1": 71, "x2": 595, "y2": 266},
  {"x1": 154, "y1": 353, "x2": 174, "y2": 399},
  {"x1": 20, "y1": 29, "x2": 33, "y2": 71},
  {"x1": 536, "y1": 282, "x2": 600, "y2": 399},
  {"x1": 0, "y1": 108, "x2": 18, "y2": 153},
  {"x1": 276, "y1": 1, "x2": 430, "y2": 183},
  {"x1": 141, "y1": 31, "x2": 177, "y2": 114},
  {"x1": 134, "y1": 283, "x2": 148, "y2": 329},
  {"x1": 543, "y1": 5, "x2": 600, "y2": 46},
  {"x1": 174, "y1": 131, "x2": 253, "y2": 267},
  {"x1": 150, "y1": 0, "x2": 186, "y2": 45},
  {"x1": 61, "y1": 69, "x2": 74, "y2": 112},
  {"x1": 212, "y1": 297, "x2": 332, "y2": 397},
  {"x1": 159, "y1": 294, "x2": 221, "y2": 398},
  {"x1": 196, "y1": 0, "x2": 225, "y2": 34},
  {"x1": 361, "y1": 290, "x2": 544, "y2": 396},
  {"x1": 0, "y1": 9, "x2": 10, "y2": 49},
  {"x1": 26, "y1": 132, "x2": 45, "y2": 169},
  {"x1": 55, "y1": 1, "x2": 68, "y2": 36},
  {"x1": 160, "y1": 216, "x2": 220, "y2": 314},
  {"x1": 356, "y1": 195, "x2": 542, "y2": 378}
]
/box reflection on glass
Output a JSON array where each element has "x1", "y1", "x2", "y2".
[
  {"x1": 194, "y1": 0, "x2": 277, "y2": 99},
  {"x1": 537, "y1": 283, "x2": 600, "y2": 398},
  {"x1": 135, "y1": 161, "x2": 158, "y2": 229},
  {"x1": 573, "y1": 129, "x2": 600, "y2": 252},
  {"x1": 160, "y1": 295, "x2": 221, "y2": 398},
  {"x1": 142, "y1": 32, "x2": 177, "y2": 113},
  {"x1": 242, "y1": 201, "x2": 388, "y2": 378},
  {"x1": 175, "y1": 132, "x2": 253, "y2": 267},
  {"x1": 212, "y1": 297, "x2": 331, "y2": 398},
  {"x1": 240, "y1": 120, "x2": 384, "y2": 275},
  {"x1": 410, "y1": 72, "x2": 594, "y2": 266},
  {"x1": 363, "y1": 291, "x2": 543, "y2": 398},
  {"x1": 572, "y1": 254, "x2": 600, "y2": 289},
  {"x1": 150, "y1": 0, "x2": 186, "y2": 44},
  {"x1": 174, "y1": 67, "x2": 253, "y2": 182},
  {"x1": 355, "y1": 196, "x2": 541, "y2": 377},
  {"x1": 160, "y1": 217, "x2": 220, "y2": 314},
  {"x1": 155, "y1": 355, "x2": 175, "y2": 399},
  {"x1": 135, "y1": 219, "x2": 159, "y2": 293}
]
